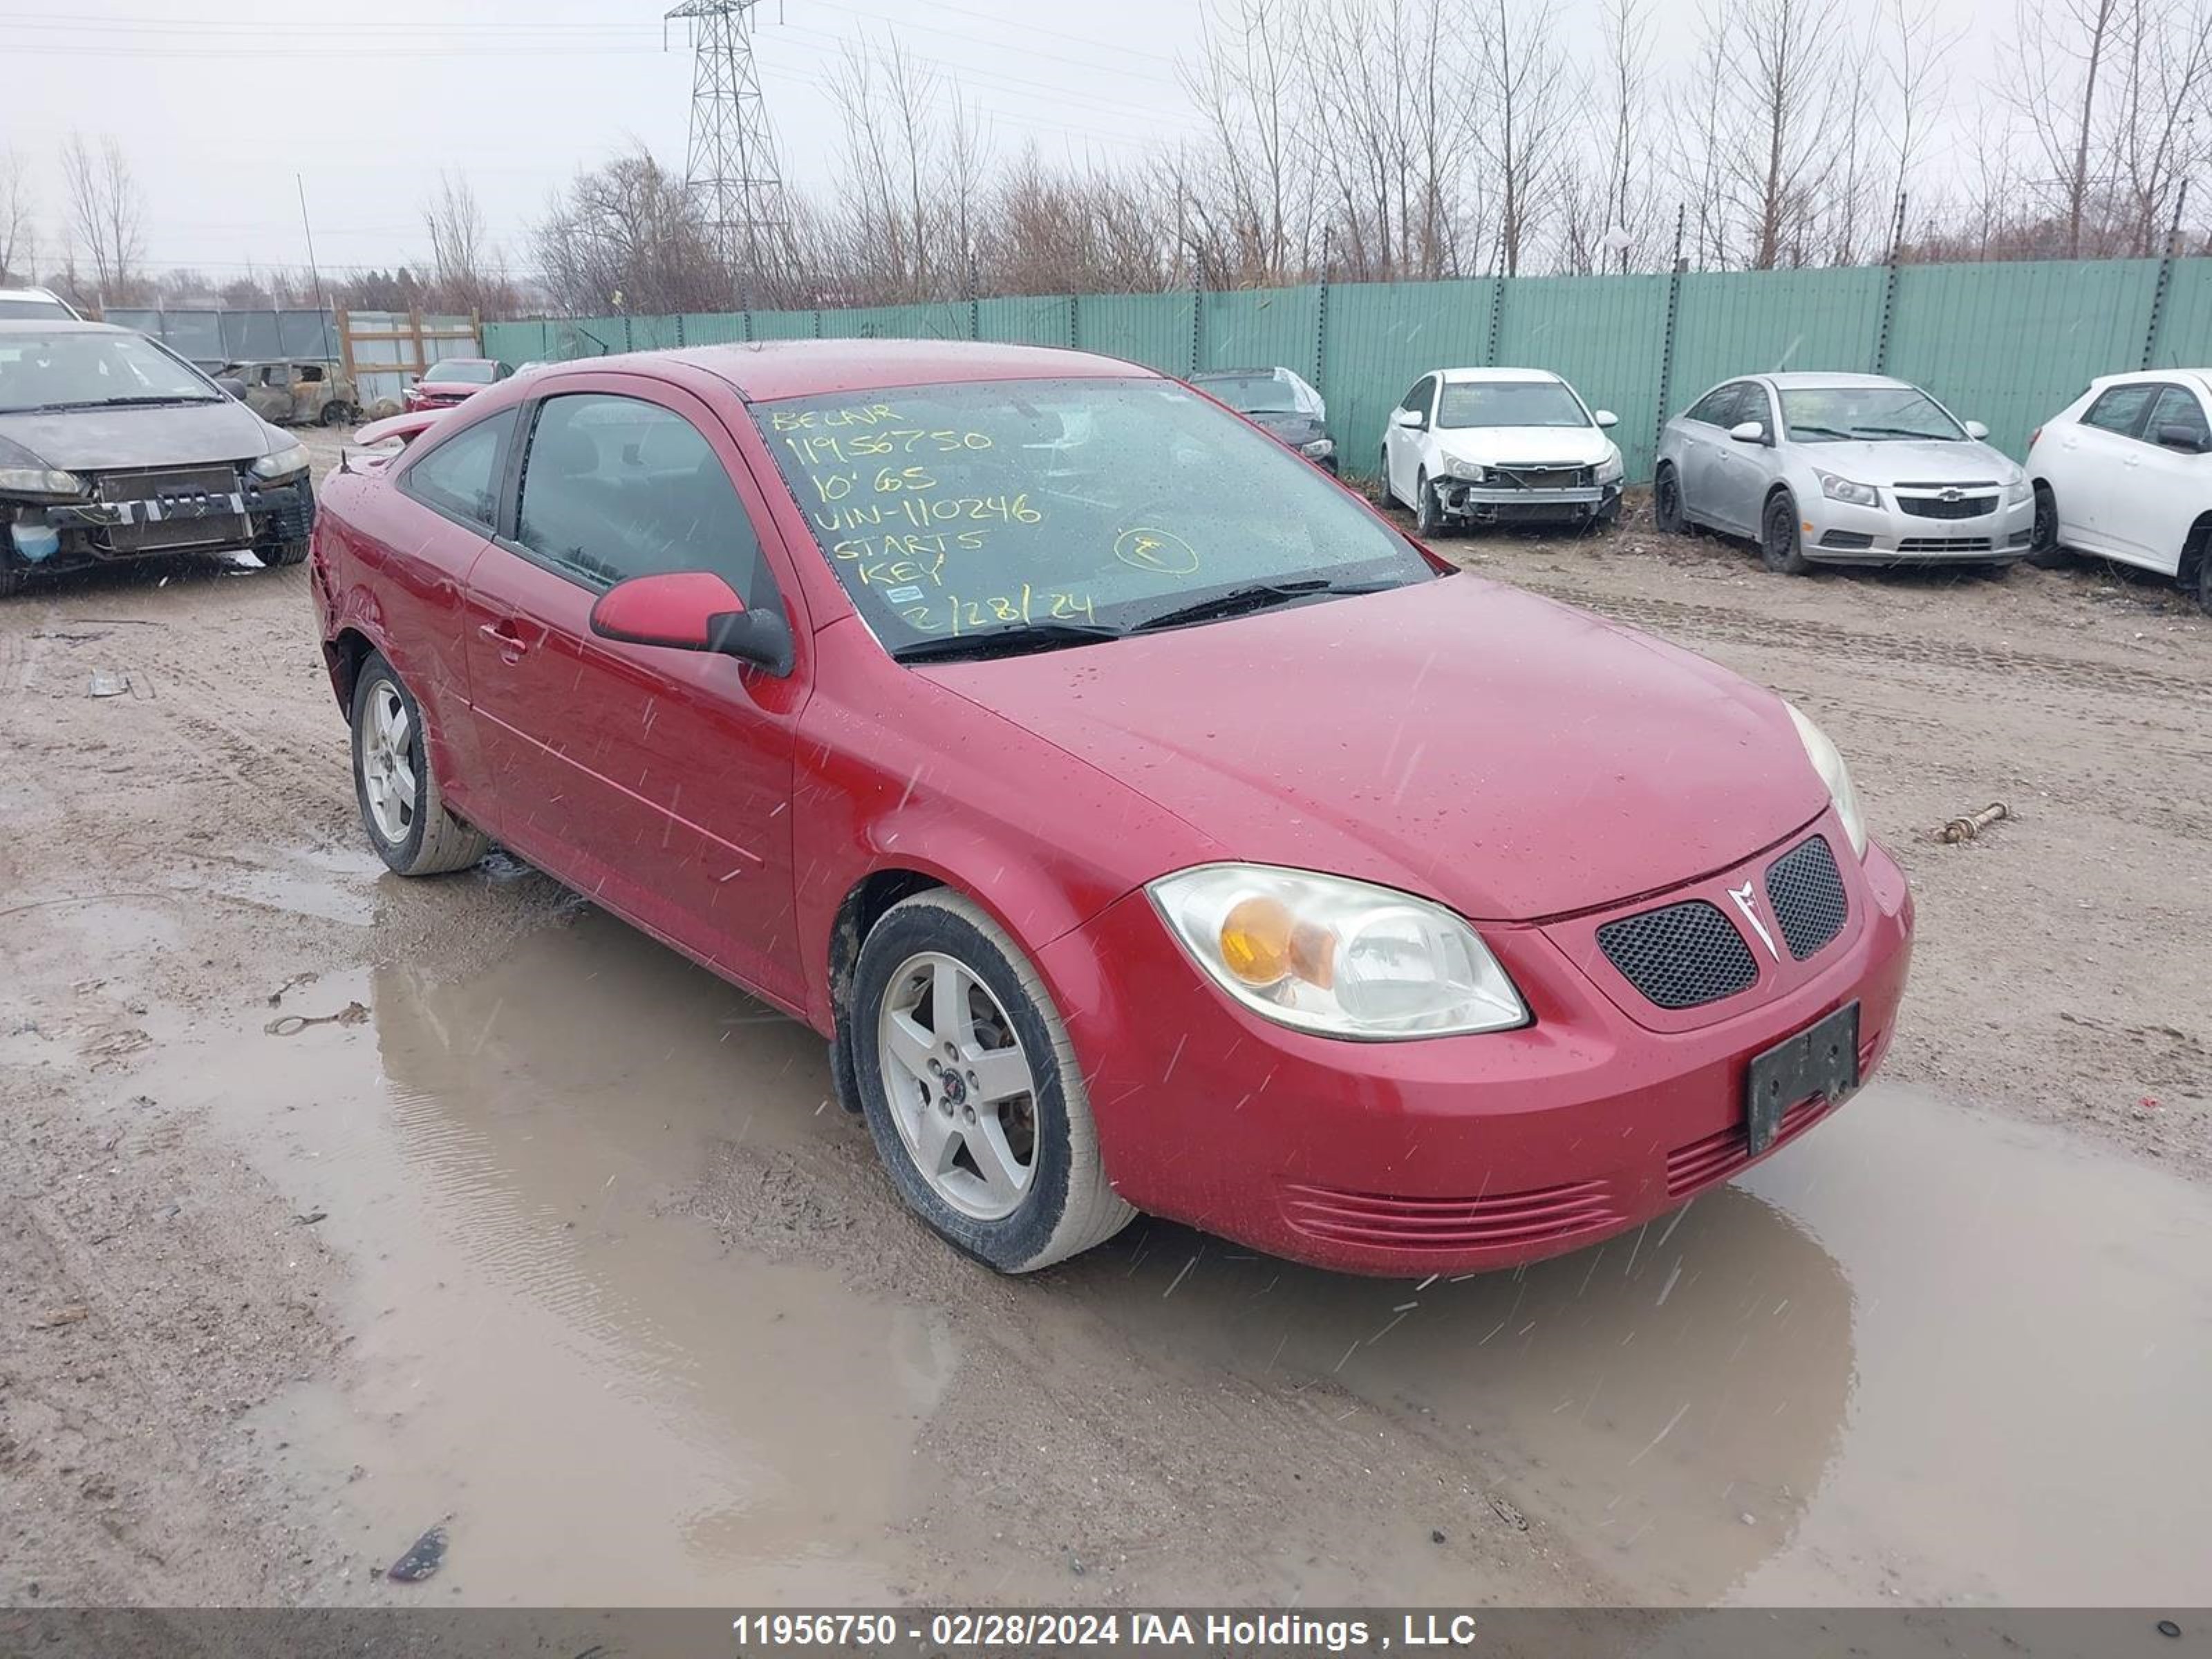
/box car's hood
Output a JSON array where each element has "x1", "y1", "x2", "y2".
[
  {"x1": 413, "y1": 381, "x2": 482, "y2": 400},
  {"x1": 1431, "y1": 426, "x2": 1613, "y2": 466},
  {"x1": 1790, "y1": 438, "x2": 2017, "y2": 483},
  {"x1": 921, "y1": 575, "x2": 1827, "y2": 921},
  {"x1": 0, "y1": 400, "x2": 276, "y2": 474}
]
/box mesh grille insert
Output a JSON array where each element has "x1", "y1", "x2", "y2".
[
  {"x1": 1596, "y1": 900, "x2": 1758, "y2": 1010},
  {"x1": 1765, "y1": 836, "x2": 1849, "y2": 960}
]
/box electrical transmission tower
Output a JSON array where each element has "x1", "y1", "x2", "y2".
[{"x1": 667, "y1": 0, "x2": 791, "y2": 305}]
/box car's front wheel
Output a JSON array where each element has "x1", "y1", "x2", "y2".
[
  {"x1": 850, "y1": 890, "x2": 1134, "y2": 1273},
  {"x1": 2025, "y1": 483, "x2": 2069, "y2": 568},
  {"x1": 1414, "y1": 468, "x2": 1446, "y2": 538},
  {"x1": 1760, "y1": 492, "x2": 1813, "y2": 575},
  {"x1": 350, "y1": 651, "x2": 490, "y2": 877},
  {"x1": 1652, "y1": 463, "x2": 1688, "y2": 534},
  {"x1": 1374, "y1": 453, "x2": 1394, "y2": 507}
]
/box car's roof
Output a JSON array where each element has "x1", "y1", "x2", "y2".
[
  {"x1": 1431, "y1": 366, "x2": 1564, "y2": 384},
  {"x1": 639, "y1": 339, "x2": 1161, "y2": 402},
  {"x1": 1756, "y1": 371, "x2": 1913, "y2": 390},
  {"x1": 2089, "y1": 367, "x2": 2212, "y2": 389}
]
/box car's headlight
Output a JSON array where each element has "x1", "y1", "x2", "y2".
[
  {"x1": 0, "y1": 465, "x2": 85, "y2": 498},
  {"x1": 1785, "y1": 703, "x2": 1868, "y2": 857},
  {"x1": 1299, "y1": 436, "x2": 1335, "y2": 458},
  {"x1": 252, "y1": 442, "x2": 310, "y2": 480},
  {"x1": 1817, "y1": 471, "x2": 1880, "y2": 508},
  {"x1": 2003, "y1": 470, "x2": 2031, "y2": 503},
  {"x1": 1147, "y1": 865, "x2": 1528, "y2": 1040},
  {"x1": 1597, "y1": 451, "x2": 1624, "y2": 485},
  {"x1": 1445, "y1": 457, "x2": 1486, "y2": 482}
]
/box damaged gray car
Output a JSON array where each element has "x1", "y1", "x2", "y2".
[{"x1": 0, "y1": 320, "x2": 315, "y2": 597}]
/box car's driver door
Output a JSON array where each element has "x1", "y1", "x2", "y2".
[
  {"x1": 460, "y1": 376, "x2": 812, "y2": 1009},
  {"x1": 1387, "y1": 376, "x2": 1435, "y2": 505}
]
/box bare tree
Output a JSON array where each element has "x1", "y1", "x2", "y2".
[
  {"x1": 534, "y1": 144, "x2": 724, "y2": 315},
  {"x1": 1719, "y1": 0, "x2": 1839, "y2": 269},
  {"x1": 1474, "y1": 0, "x2": 1578, "y2": 274},
  {"x1": 1179, "y1": 0, "x2": 1321, "y2": 285},
  {"x1": 1596, "y1": 0, "x2": 1661, "y2": 270},
  {"x1": 0, "y1": 150, "x2": 33, "y2": 286},
  {"x1": 59, "y1": 133, "x2": 145, "y2": 303},
  {"x1": 1884, "y1": 0, "x2": 1959, "y2": 250},
  {"x1": 424, "y1": 171, "x2": 501, "y2": 315}
]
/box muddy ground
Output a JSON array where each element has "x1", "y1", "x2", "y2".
[{"x1": 1, "y1": 435, "x2": 2206, "y2": 1611}]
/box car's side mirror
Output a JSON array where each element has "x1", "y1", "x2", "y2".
[
  {"x1": 1594, "y1": 409, "x2": 1619, "y2": 429},
  {"x1": 215, "y1": 375, "x2": 248, "y2": 400},
  {"x1": 589, "y1": 570, "x2": 794, "y2": 676},
  {"x1": 1389, "y1": 407, "x2": 1424, "y2": 430},
  {"x1": 2155, "y1": 423, "x2": 2208, "y2": 453},
  {"x1": 1728, "y1": 420, "x2": 1769, "y2": 445},
  {"x1": 1963, "y1": 420, "x2": 1990, "y2": 440}
]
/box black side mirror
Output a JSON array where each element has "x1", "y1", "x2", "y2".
[
  {"x1": 707, "y1": 608, "x2": 796, "y2": 676},
  {"x1": 2155, "y1": 422, "x2": 2209, "y2": 454},
  {"x1": 215, "y1": 376, "x2": 248, "y2": 400}
]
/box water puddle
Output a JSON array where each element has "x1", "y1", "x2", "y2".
[{"x1": 170, "y1": 894, "x2": 2211, "y2": 1606}]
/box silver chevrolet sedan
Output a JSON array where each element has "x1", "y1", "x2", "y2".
[{"x1": 1652, "y1": 371, "x2": 2036, "y2": 574}]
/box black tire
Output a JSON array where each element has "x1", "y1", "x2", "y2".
[
  {"x1": 2024, "y1": 483, "x2": 2068, "y2": 568},
  {"x1": 850, "y1": 890, "x2": 1134, "y2": 1273},
  {"x1": 1760, "y1": 492, "x2": 1813, "y2": 576},
  {"x1": 1652, "y1": 463, "x2": 1689, "y2": 535},
  {"x1": 1374, "y1": 453, "x2": 1395, "y2": 507},
  {"x1": 0, "y1": 554, "x2": 25, "y2": 600},
  {"x1": 2195, "y1": 541, "x2": 2212, "y2": 617},
  {"x1": 349, "y1": 650, "x2": 491, "y2": 877},
  {"x1": 321, "y1": 401, "x2": 353, "y2": 427},
  {"x1": 1414, "y1": 469, "x2": 1445, "y2": 538},
  {"x1": 261, "y1": 538, "x2": 310, "y2": 568}
]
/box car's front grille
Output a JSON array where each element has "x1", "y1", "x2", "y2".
[
  {"x1": 1282, "y1": 1177, "x2": 1622, "y2": 1253},
  {"x1": 1764, "y1": 836, "x2": 1848, "y2": 959},
  {"x1": 1597, "y1": 900, "x2": 1759, "y2": 1010},
  {"x1": 1897, "y1": 536, "x2": 1994, "y2": 552},
  {"x1": 94, "y1": 465, "x2": 250, "y2": 552},
  {"x1": 1488, "y1": 463, "x2": 1593, "y2": 490},
  {"x1": 1899, "y1": 494, "x2": 1998, "y2": 519}
]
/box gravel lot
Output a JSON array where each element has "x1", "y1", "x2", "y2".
[{"x1": 1, "y1": 438, "x2": 2206, "y2": 1610}]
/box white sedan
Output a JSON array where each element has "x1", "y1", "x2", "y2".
[
  {"x1": 1376, "y1": 367, "x2": 1624, "y2": 536},
  {"x1": 2027, "y1": 369, "x2": 2212, "y2": 612}
]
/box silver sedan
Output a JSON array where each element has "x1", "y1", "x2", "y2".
[{"x1": 1653, "y1": 372, "x2": 2036, "y2": 574}]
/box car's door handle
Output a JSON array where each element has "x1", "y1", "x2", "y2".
[{"x1": 478, "y1": 618, "x2": 532, "y2": 660}]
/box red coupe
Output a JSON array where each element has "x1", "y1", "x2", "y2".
[
  {"x1": 310, "y1": 341, "x2": 1912, "y2": 1277},
  {"x1": 401, "y1": 356, "x2": 512, "y2": 413}
]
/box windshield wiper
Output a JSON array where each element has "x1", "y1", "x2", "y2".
[
  {"x1": 1788, "y1": 423, "x2": 1851, "y2": 440},
  {"x1": 1854, "y1": 425, "x2": 1957, "y2": 440},
  {"x1": 1131, "y1": 578, "x2": 1397, "y2": 635},
  {"x1": 893, "y1": 621, "x2": 1124, "y2": 664},
  {"x1": 10, "y1": 395, "x2": 220, "y2": 413}
]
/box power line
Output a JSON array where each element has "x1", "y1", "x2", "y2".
[{"x1": 670, "y1": 0, "x2": 793, "y2": 306}]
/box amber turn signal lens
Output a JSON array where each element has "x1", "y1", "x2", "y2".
[{"x1": 1220, "y1": 897, "x2": 1338, "y2": 989}]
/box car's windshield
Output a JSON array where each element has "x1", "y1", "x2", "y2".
[
  {"x1": 756, "y1": 377, "x2": 1430, "y2": 657},
  {"x1": 1436, "y1": 380, "x2": 1589, "y2": 429},
  {"x1": 1193, "y1": 373, "x2": 1300, "y2": 415},
  {"x1": 1780, "y1": 385, "x2": 1965, "y2": 442},
  {"x1": 0, "y1": 297, "x2": 73, "y2": 321},
  {"x1": 0, "y1": 330, "x2": 219, "y2": 412},
  {"x1": 425, "y1": 359, "x2": 497, "y2": 384}
]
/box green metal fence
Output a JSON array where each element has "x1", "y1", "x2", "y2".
[{"x1": 487, "y1": 256, "x2": 2212, "y2": 483}]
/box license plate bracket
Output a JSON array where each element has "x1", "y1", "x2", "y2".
[{"x1": 1743, "y1": 1002, "x2": 1859, "y2": 1156}]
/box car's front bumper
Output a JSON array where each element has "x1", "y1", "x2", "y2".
[
  {"x1": 1803, "y1": 493, "x2": 2035, "y2": 563},
  {"x1": 1038, "y1": 814, "x2": 1913, "y2": 1277},
  {"x1": 6, "y1": 473, "x2": 314, "y2": 570},
  {"x1": 1437, "y1": 477, "x2": 1622, "y2": 523}
]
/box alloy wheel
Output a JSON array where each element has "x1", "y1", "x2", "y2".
[
  {"x1": 875, "y1": 950, "x2": 1039, "y2": 1221},
  {"x1": 360, "y1": 677, "x2": 418, "y2": 845}
]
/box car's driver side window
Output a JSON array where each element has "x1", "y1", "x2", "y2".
[{"x1": 514, "y1": 393, "x2": 772, "y2": 609}]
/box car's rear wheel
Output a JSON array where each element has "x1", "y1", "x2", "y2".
[
  {"x1": 321, "y1": 401, "x2": 355, "y2": 427},
  {"x1": 2025, "y1": 483, "x2": 2068, "y2": 568},
  {"x1": 850, "y1": 890, "x2": 1133, "y2": 1273},
  {"x1": 350, "y1": 651, "x2": 490, "y2": 877},
  {"x1": 260, "y1": 538, "x2": 310, "y2": 568},
  {"x1": 1760, "y1": 493, "x2": 1813, "y2": 576},
  {"x1": 1414, "y1": 469, "x2": 1445, "y2": 538},
  {"x1": 1652, "y1": 463, "x2": 1688, "y2": 534}
]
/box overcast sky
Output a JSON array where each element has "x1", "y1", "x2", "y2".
[{"x1": 8, "y1": 0, "x2": 2012, "y2": 285}]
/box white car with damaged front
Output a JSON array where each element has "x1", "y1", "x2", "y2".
[{"x1": 1377, "y1": 368, "x2": 1624, "y2": 536}]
